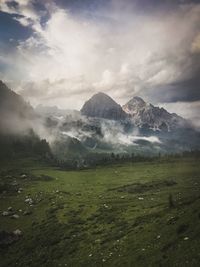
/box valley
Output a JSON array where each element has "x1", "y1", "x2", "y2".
[
  {"x1": 1, "y1": 2, "x2": 200, "y2": 266},
  {"x1": 1, "y1": 156, "x2": 200, "y2": 266}
]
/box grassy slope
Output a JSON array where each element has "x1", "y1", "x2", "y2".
[{"x1": 0, "y1": 157, "x2": 200, "y2": 266}]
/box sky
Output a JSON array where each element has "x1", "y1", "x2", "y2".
[{"x1": 0, "y1": 0, "x2": 200, "y2": 126}]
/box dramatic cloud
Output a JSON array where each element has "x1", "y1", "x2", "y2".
[{"x1": 0, "y1": 0, "x2": 200, "y2": 122}]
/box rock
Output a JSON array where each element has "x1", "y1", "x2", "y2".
[
  {"x1": 11, "y1": 182, "x2": 19, "y2": 186},
  {"x1": 18, "y1": 188, "x2": 23, "y2": 193},
  {"x1": 25, "y1": 198, "x2": 33, "y2": 205},
  {"x1": 13, "y1": 229, "x2": 22, "y2": 236},
  {"x1": 21, "y1": 174, "x2": 27, "y2": 178},
  {"x1": 7, "y1": 207, "x2": 13, "y2": 211},
  {"x1": 12, "y1": 214, "x2": 19, "y2": 219},
  {"x1": 2, "y1": 211, "x2": 10, "y2": 216},
  {"x1": 23, "y1": 210, "x2": 32, "y2": 216}
]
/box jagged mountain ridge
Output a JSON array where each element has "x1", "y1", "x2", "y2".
[
  {"x1": 122, "y1": 96, "x2": 188, "y2": 131},
  {"x1": 0, "y1": 81, "x2": 199, "y2": 158},
  {"x1": 80, "y1": 92, "x2": 189, "y2": 132}
]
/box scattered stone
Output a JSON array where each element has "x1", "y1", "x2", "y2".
[
  {"x1": 89, "y1": 254, "x2": 92, "y2": 257},
  {"x1": 157, "y1": 235, "x2": 161, "y2": 239},
  {"x1": 11, "y1": 182, "x2": 19, "y2": 186},
  {"x1": 18, "y1": 188, "x2": 23, "y2": 193},
  {"x1": 12, "y1": 214, "x2": 19, "y2": 219},
  {"x1": 184, "y1": 237, "x2": 189, "y2": 241},
  {"x1": 138, "y1": 197, "x2": 144, "y2": 200},
  {"x1": 23, "y1": 210, "x2": 32, "y2": 216},
  {"x1": 21, "y1": 174, "x2": 27, "y2": 178},
  {"x1": 25, "y1": 198, "x2": 33, "y2": 205},
  {"x1": 13, "y1": 229, "x2": 22, "y2": 236},
  {"x1": 2, "y1": 211, "x2": 10, "y2": 216},
  {"x1": 103, "y1": 204, "x2": 109, "y2": 208},
  {"x1": 7, "y1": 207, "x2": 13, "y2": 212}
]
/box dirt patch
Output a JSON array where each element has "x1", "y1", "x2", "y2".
[{"x1": 110, "y1": 180, "x2": 177, "y2": 194}]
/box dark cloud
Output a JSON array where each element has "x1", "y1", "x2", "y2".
[
  {"x1": 0, "y1": 0, "x2": 200, "y2": 124},
  {"x1": 144, "y1": 75, "x2": 200, "y2": 103}
]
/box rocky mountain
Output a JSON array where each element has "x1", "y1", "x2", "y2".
[
  {"x1": 0, "y1": 81, "x2": 35, "y2": 134},
  {"x1": 122, "y1": 96, "x2": 188, "y2": 131},
  {"x1": 0, "y1": 81, "x2": 51, "y2": 159},
  {"x1": 81, "y1": 92, "x2": 127, "y2": 120},
  {"x1": 0, "y1": 80, "x2": 34, "y2": 118}
]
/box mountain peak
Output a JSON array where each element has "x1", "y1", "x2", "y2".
[
  {"x1": 130, "y1": 96, "x2": 146, "y2": 104},
  {"x1": 81, "y1": 92, "x2": 127, "y2": 120},
  {"x1": 122, "y1": 96, "x2": 187, "y2": 131},
  {"x1": 90, "y1": 92, "x2": 116, "y2": 104},
  {"x1": 122, "y1": 96, "x2": 147, "y2": 115}
]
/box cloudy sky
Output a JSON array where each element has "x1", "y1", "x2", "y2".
[{"x1": 0, "y1": 0, "x2": 200, "y2": 125}]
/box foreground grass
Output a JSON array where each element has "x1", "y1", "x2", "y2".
[{"x1": 0, "y1": 157, "x2": 200, "y2": 266}]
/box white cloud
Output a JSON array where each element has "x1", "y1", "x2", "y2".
[
  {"x1": 159, "y1": 101, "x2": 200, "y2": 129},
  {"x1": 0, "y1": 0, "x2": 40, "y2": 26},
  {"x1": 0, "y1": 1, "x2": 200, "y2": 114}
]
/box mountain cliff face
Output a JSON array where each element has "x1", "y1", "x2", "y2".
[
  {"x1": 81, "y1": 92, "x2": 127, "y2": 120},
  {"x1": 0, "y1": 80, "x2": 35, "y2": 134},
  {"x1": 0, "y1": 81, "x2": 51, "y2": 159},
  {"x1": 0, "y1": 80, "x2": 34, "y2": 118},
  {"x1": 122, "y1": 96, "x2": 188, "y2": 131}
]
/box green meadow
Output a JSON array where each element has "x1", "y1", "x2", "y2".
[{"x1": 0, "y1": 157, "x2": 200, "y2": 266}]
